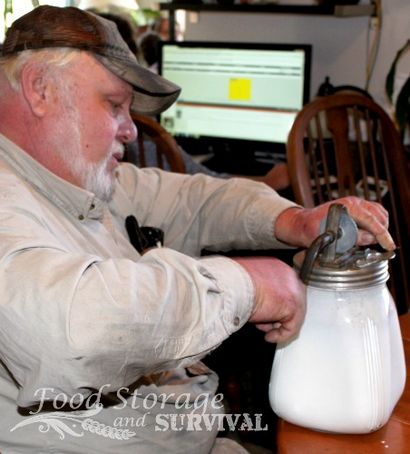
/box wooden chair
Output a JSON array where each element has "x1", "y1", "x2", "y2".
[
  {"x1": 125, "y1": 113, "x2": 186, "y2": 173},
  {"x1": 287, "y1": 93, "x2": 410, "y2": 314}
]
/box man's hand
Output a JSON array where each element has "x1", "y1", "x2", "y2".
[
  {"x1": 275, "y1": 196, "x2": 396, "y2": 251},
  {"x1": 234, "y1": 257, "x2": 306, "y2": 343},
  {"x1": 239, "y1": 162, "x2": 290, "y2": 191},
  {"x1": 261, "y1": 162, "x2": 290, "y2": 191}
]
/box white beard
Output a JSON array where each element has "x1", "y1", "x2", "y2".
[
  {"x1": 50, "y1": 89, "x2": 122, "y2": 202},
  {"x1": 69, "y1": 143, "x2": 122, "y2": 202}
]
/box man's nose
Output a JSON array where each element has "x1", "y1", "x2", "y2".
[{"x1": 119, "y1": 116, "x2": 138, "y2": 144}]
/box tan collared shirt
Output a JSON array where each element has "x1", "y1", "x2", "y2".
[{"x1": 0, "y1": 133, "x2": 296, "y2": 453}]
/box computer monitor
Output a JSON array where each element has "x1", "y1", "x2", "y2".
[{"x1": 159, "y1": 41, "x2": 312, "y2": 174}]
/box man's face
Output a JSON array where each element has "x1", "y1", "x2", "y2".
[{"x1": 48, "y1": 53, "x2": 137, "y2": 201}]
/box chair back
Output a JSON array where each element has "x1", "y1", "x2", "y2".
[
  {"x1": 287, "y1": 93, "x2": 410, "y2": 313},
  {"x1": 126, "y1": 113, "x2": 186, "y2": 173}
]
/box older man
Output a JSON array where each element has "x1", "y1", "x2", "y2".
[{"x1": 0, "y1": 6, "x2": 394, "y2": 454}]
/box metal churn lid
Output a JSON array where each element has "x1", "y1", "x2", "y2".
[{"x1": 294, "y1": 204, "x2": 395, "y2": 290}]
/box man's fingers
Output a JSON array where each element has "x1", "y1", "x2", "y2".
[
  {"x1": 255, "y1": 315, "x2": 303, "y2": 344},
  {"x1": 352, "y1": 205, "x2": 395, "y2": 250},
  {"x1": 263, "y1": 323, "x2": 296, "y2": 344},
  {"x1": 335, "y1": 197, "x2": 395, "y2": 251}
]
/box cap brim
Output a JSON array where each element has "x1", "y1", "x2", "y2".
[{"x1": 95, "y1": 54, "x2": 181, "y2": 116}]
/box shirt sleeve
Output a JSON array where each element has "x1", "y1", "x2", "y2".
[
  {"x1": 116, "y1": 163, "x2": 298, "y2": 256},
  {"x1": 0, "y1": 193, "x2": 254, "y2": 408},
  {"x1": 0, "y1": 163, "x2": 296, "y2": 408}
]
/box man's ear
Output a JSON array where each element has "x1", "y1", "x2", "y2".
[{"x1": 20, "y1": 62, "x2": 50, "y2": 117}]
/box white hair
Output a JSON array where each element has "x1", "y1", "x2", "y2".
[
  {"x1": 0, "y1": 47, "x2": 119, "y2": 201},
  {"x1": 0, "y1": 48, "x2": 81, "y2": 92}
]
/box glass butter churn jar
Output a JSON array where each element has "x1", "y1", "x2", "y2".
[{"x1": 269, "y1": 204, "x2": 406, "y2": 433}]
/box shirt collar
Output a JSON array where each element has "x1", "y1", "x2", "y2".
[{"x1": 0, "y1": 133, "x2": 105, "y2": 221}]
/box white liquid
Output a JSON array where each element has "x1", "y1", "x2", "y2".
[{"x1": 269, "y1": 285, "x2": 406, "y2": 433}]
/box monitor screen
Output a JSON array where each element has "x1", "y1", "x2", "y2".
[{"x1": 159, "y1": 41, "x2": 312, "y2": 174}]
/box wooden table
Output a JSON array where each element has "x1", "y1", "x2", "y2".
[{"x1": 277, "y1": 312, "x2": 410, "y2": 453}]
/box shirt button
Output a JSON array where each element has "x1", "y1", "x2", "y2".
[
  {"x1": 233, "y1": 316, "x2": 240, "y2": 327},
  {"x1": 78, "y1": 214, "x2": 85, "y2": 220}
]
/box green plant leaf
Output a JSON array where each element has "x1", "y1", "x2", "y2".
[
  {"x1": 4, "y1": 0, "x2": 12, "y2": 14},
  {"x1": 395, "y1": 77, "x2": 410, "y2": 139},
  {"x1": 385, "y1": 39, "x2": 410, "y2": 103}
]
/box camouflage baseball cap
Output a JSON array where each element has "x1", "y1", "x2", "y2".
[{"x1": 2, "y1": 5, "x2": 181, "y2": 116}]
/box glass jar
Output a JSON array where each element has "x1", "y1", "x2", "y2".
[{"x1": 269, "y1": 250, "x2": 406, "y2": 433}]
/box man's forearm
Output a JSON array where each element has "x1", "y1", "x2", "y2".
[
  {"x1": 274, "y1": 197, "x2": 396, "y2": 251},
  {"x1": 274, "y1": 206, "x2": 309, "y2": 248}
]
